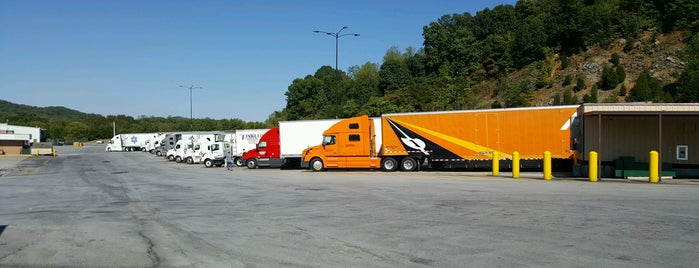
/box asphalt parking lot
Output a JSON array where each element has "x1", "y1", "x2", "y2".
[{"x1": 1, "y1": 145, "x2": 698, "y2": 267}]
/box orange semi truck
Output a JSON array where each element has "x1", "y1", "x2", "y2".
[{"x1": 301, "y1": 106, "x2": 580, "y2": 171}]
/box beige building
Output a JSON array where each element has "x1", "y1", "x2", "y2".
[{"x1": 577, "y1": 103, "x2": 699, "y2": 178}]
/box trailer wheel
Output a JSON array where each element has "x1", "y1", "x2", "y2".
[
  {"x1": 381, "y1": 157, "x2": 398, "y2": 172},
  {"x1": 156, "y1": 151, "x2": 162, "y2": 156},
  {"x1": 204, "y1": 159, "x2": 214, "y2": 168},
  {"x1": 168, "y1": 155, "x2": 175, "y2": 161},
  {"x1": 246, "y1": 159, "x2": 258, "y2": 169},
  {"x1": 234, "y1": 157, "x2": 244, "y2": 167},
  {"x1": 400, "y1": 157, "x2": 417, "y2": 171},
  {"x1": 175, "y1": 156, "x2": 182, "y2": 163}
]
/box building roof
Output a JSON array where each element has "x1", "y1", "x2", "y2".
[{"x1": 579, "y1": 103, "x2": 699, "y2": 116}]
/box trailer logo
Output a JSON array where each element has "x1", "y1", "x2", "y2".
[
  {"x1": 131, "y1": 136, "x2": 138, "y2": 143},
  {"x1": 387, "y1": 119, "x2": 429, "y2": 155}
]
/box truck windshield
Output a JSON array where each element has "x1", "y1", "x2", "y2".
[
  {"x1": 323, "y1": 136, "x2": 335, "y2": 145},
  {"x1": 258, "y1": 141, "x2": 267, "y2": 149},
  {"x1": 212, "y1": 144, "x2": 219, "y2": 151}
]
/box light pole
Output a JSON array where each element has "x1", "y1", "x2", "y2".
[
  {"x1": 314, "y1": 26, "x2": 359, "y2": 118},
  {"x1": 180, "y1": 85, "x2": 202, "y2": 131}
]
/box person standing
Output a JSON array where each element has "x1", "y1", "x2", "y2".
[{"x1": 226, "y1": 151, "x2": 233, "y2": 171}]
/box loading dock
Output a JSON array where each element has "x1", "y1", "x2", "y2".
[{"x1": 576, "y1": 103, "x2": 699, "y2": 178}]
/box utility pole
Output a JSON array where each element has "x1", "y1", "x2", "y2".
[{"x1": 180, "y1": 85, "x2": 202, "y2": 131}]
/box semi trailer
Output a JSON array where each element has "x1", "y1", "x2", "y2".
[
  {"x1": 301, "y1": 106, "x2": 579, "y2": 171},
  {"x1": 105, "y1": 133, "x2": 159, "y2": 152}
]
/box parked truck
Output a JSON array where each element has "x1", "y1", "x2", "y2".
[
  {"x1": 242, "y1": 119, "x2": 340, "y2": 169},
  {"x1": 166, "y1": 132, "x2": 221, "y2": 162},
  {"x1": 242, "y1": 127, "x2": 280, "y2": 168},
  {"x1": 156, "y1": 131, "x2": 221, "y2": 157},
  {"x1": 301, "y1": 106, "x2": 579, "y2": 171},
  {"x1": 224, "y1": 129, "x2": 268, "y2": 166},
  {"x1": 184, "y1": 138, "x2": 231, "y2": 167},
  {"x1": 106, "y1": 133, "x2": 159, "y2": 152}
]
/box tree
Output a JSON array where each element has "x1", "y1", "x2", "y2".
[
  {"x1": 676, "y1": 33, "x2": 699, "y2": 101},
  {"x1": 64, "y1": 121, "x2": 89, "y2": 140},
  {"x1": 283, "y1": 70, "x2": 333, "y2": 120},
  {"x1": 378, "y1": 48, "x2": 412, "y2": 95},
  {"x1": 563, "y1": 88, "x2": 578, "y2": 105},
  {"x1": 513, "y1": 16, "x2": 547, "y2": 68},
  {"x1": 504, "y1": 81, "x2": 534, "y2": 107},
  {"x1": 348, "y1": 62, "x2": 381, "y2": 106},
  {"x1": 628, "y1": 70, "x2": 664, "y2": 102}
]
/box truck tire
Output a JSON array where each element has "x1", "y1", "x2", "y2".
[
  {"x1": 310, "y1": 158, "x2": 324, "y2": 172},
  {"x1": 400, "y1": 157, "x2": 417, "y2": 171},
  {"x1": 204, "y1": 159, "x2": 214, "y2": 168},
  {"x1": 156, "y1": 151, "x2": 162, "y2": 156},
  {"x1": 107, "y1": 147, "x2": 112, "y2": 152},
  {"x1": 234, "y1": 157, "x2": 244, "y2": 167},
  {"x1": 381, "y1": 157, "x2": 398, "y2": 172},
  {"x1": 186, "y1": 157, "x2": 193, "y2": 164},
  {"x1": 168, "y1": 155, "x2": 175, "y2": 161},
  {"x1": 246, "y1": 159, "x2": 258, "y2": 169},
  {"x1": 175, "y1": 156, "x2": 182, "y2": 163}
]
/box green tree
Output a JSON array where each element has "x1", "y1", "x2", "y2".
[
  {"x1": 628, "y1": 70, "x2": 664, "y2": 102},
  {"x1": 64, "y1": 121, "x2": 89, "y2": 140},
  {"x1": 575, "y1": 77, "x2": 586, "y2": 92},
  {"x1": 563, "y1": 88, "x2": 578, "y2": 105},
  {"x1": 378, "y1": 47, "x2": 412, "y2": 95},
  {"x1": 513, "y1": 16, "x2": 547, "y2": 68},
  {"x1": 676, "y1": 33, "x2": 699, "y2": 101},
  {"x1": 504, "y1": 81, "x2": 534, "y2": 107},
  {"x1": 348, "y1": 62, "x2": 381, "y2": 106}
]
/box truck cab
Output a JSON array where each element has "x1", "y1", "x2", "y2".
[
  {"x1": 302, "y1": 115, "x2": 382, "y2": 171},
  {"x1": 167, "y1": 139, "x2": 194, "y2": 163},
  {"x1": 242, "y1": 126, "x2": 281, "y2": 168},
  {"x1": 197, "y1": 141, "x2": 230, "y2": 167}
]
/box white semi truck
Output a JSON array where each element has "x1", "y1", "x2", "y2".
[
  {"x1": 166, "y1": 133, "x2": 221, "y2": 162},
  {"x1": 185, "y1": 139, "x2": 231, "y2": 167},
  {"x1": 106, "y1": 133, "x2": 159, "y2": 152}
]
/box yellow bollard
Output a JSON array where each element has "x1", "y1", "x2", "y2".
[
  {"x1": 512, "y1": 152, "x2": 520, "y2": 178},
  {"x1": 649, "y1": 150, "x2": 659, "y2": 183},
  {"x1": 589, "y1": 151, "x2": 598, "y2": 182},
  {"x1": 543, "y1": 151, "x2": 552, "y2": 180},
  {"x1": 492, "y1": 151, "x2": 500, "y2": 176}
]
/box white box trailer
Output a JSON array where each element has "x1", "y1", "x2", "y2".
[
  {"x1": 279, "y1": 119, "x2": 342, "y2": 168},
  {"x1": 226, "y1": 129, "x2": 268, "y2": 166},
  {"x1": 106, "y1": 133, "x2": 158, "y2": 152}
]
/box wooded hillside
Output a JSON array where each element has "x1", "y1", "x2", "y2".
[{"x1": 273, "y1": 0, "x2": 699, "y2": 124}]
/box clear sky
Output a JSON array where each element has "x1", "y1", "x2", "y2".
[{"x1": 0, "y1": 0, "x2": 517, "y2": 122}]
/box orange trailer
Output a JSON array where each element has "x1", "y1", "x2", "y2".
[{"x1": 301, "y1": 106, "x2": 579, "y2": 171}]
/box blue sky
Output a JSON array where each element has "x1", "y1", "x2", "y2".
[{"x1": 0, "y1": 0, "x2": 517, "y2": 122}]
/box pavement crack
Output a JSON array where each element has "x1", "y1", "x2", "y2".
[{"x1": 139, "y1": 230, "x2": 160, "y2": 267}]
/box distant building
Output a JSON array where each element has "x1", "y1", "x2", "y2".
[{"x1": 0, "y1": 123, "x2": 45, "y2": 155}]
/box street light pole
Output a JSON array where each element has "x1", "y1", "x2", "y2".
[
  {"x1": 180, "y1": 85, "x2": 202, "y2": 131},
  {"x1": 314, "y1": 26, "x2": 360, "y2": 118}
]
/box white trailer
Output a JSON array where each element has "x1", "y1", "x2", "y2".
[
  {"x1": 279, "y1": 119, "x2": 342, "y2": 168},
  {"x1": 106, "y1": 133, "x2": 158, "y2": 152},
  {"x1": 227, "y1": 129, "x2": 268, "y2": 166}
]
